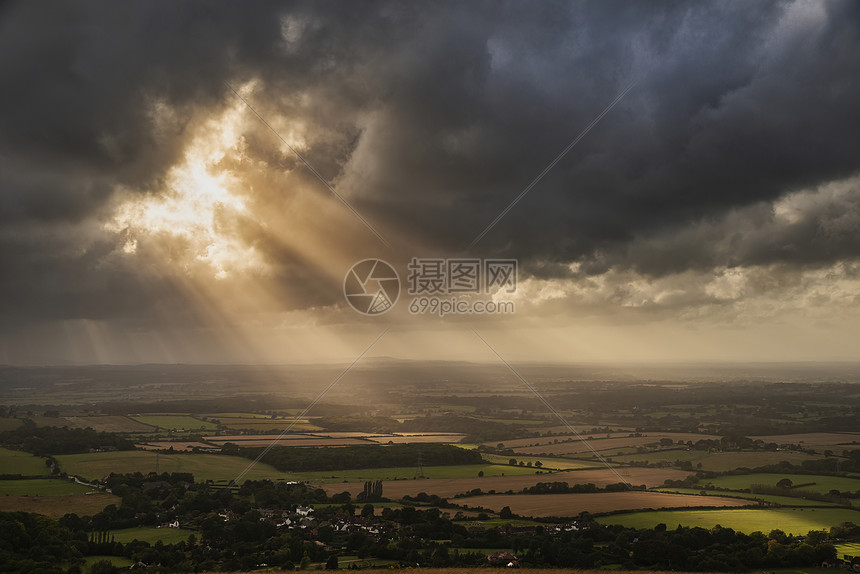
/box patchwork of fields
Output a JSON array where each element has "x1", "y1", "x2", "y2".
[{"x1": 2, "y1": 401, "x2": 860, "y2": 540}]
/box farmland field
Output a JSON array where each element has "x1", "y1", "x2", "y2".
[
  {"x1": 608, "y1": 450, "x2": 824, "y2": 471},
  {"x1": 290, "y1": 464, "x2": 540, "y2": 483},
  {"x1": 136, "y1": 441, "x2": 219, "y2": 451},
  {"x1": 511, "y1": 434, "x2": 710, "y2": 456},
  {"x1": 206, "y1": 436, "x2": 371, "y2": 447},
  {"x1": 702, "y1": 473, "x2": 860, "y2": 494},
  {"x1": 496, "y1": 432, "x2": 708, "y2": 450},
  {"x1": 455, "y1": 491, "x2": 755, "y2": 517},
  {"x1": 83, "y1": 556, "x2": 134, "y2": 570},
  {"x1": 0, "y1": 447, "x2": 51, "y2": 475},
  {"x1": 56, "y1": 451, "x2": 291, "y2": 482},
  {"x1": 130, "y1": 415, "x2": 217, "y2": 431},
  {"x1": 0, "y1": 418, "x2": 24, "y2": 431},
  {"x1": 319, "y1": 467, "x2": 694, "y2": 499},
  {"x1": 750, "y1": 433, "x2": 860, "y2": 449},
  {"x1": 111, "y1": 526, "x2": 196, "y2": 544},
  {"x1": 0, "y1": 493, "x2": 120, "y2": 518},
  {"x1": 63, "y1": 415, "x2": 156, "y2": 433},
  {"x1": 653, "y1": 488, "x2": 840, "y2": 507},
  {"x1": 210, "y1": 417, "x2": 321, "y2": 431},
  {"x1": 597, "y1": 507, "x2": 860, "y2": 534},
  {"x1": 835, "y1": 542, "x2": 860, "y2": 556},
  {"x1": 482, "y1": 453, "x2": 599, "y2": 470},
  {"x1": 0, "y1": 478, "x2": 95, "y2": 496},
  {"x1": 365, "y1": 434, "x2": 466, "y2": 444}
]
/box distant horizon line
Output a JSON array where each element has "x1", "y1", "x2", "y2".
[{"x1": 4, "y1": 357, "x2": 860, "y2": 368}]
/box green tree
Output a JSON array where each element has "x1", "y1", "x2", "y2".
[{"x1": 325, "y1": 555, "x2": 339, "y2": 570}]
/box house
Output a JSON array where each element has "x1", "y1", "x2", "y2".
[
  {"x1": 295, "y1": 506, "x2": 314, "y2": 516},
  {"x1": 488, "y1": 551, "x2": 520, "y2": 568}
]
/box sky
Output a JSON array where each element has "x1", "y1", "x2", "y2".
[{"x1": 1, "y1": 0, "x2": 860, "y2": 365}]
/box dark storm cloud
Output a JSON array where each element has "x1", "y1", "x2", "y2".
[{"x1": 1, "y1": 0, "x2": 860, "y2": 329}]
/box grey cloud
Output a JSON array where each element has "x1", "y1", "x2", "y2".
[{"x1": 1, "y1": 0, "x2": 859, "y2": 334}]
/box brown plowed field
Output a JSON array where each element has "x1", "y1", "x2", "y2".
[{"x1": 318, "y1": 467, "x2": 693, "y2": 499}]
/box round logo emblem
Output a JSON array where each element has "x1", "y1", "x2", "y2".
[{"x1": 343, "y1": 259, "x2": 400, "y2": 315}]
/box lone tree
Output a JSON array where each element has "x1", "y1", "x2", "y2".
[
  {"x1": 325, "y1": 556, "x2": 339, "y2": 570},
  {"x1": 776, "y1": 478, "x2": 793, "y2": 489}
]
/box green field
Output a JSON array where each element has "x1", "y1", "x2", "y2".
[
  {"x1": 653, "y1": 488, "x2": 839, "y2": 507},
  {"x1": 482, "y1": 453, "x2": 599, "y2": 470},
  {"x1": 609, "y1": 450, "x2": 822, "y2": 472},
  {"x1": 290, "y1": 464, "x2": 542, "y2": 483},
  {"x1": 130, "y1": 415, "x2": 217, "y2": 431},
  {"x1": 56, "y1": 451, "x2": 290, "y2": 482},
  {"x1": 83, "y1": 556, "x2": 134, "y2": 570},
  {"x1": 202, "y1": 412, "x2": 273, "y2": 419},
  {"x1": 0, "y1": 447, "x2": 51, "y2": 476},
  {"x1": 214, "y1": 418, "x2": 322, "y2": 431},
  {"x1": 597, "y1": 507, "x2": 860, "y2": 534},
  {"x1": 702, "y1": 473, "x2": 860, "y2": 494},
  {"x1": 111, "y1": 526, "x2": 196, "y2": 544},
  {"x1": 0, "y1": 418, "x2": 24, "y2": 431},
  {"x1": 835, "y1": 542, "x2": 860, "y2": 556},
  {"x1": 0, "y1": 478, "x2": 95, "y2": 496}
]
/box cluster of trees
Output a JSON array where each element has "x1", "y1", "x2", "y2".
[
  {"x1": 0, "y1": 421, "x2": 135, "y2": 456},
  {"x1": 357, "y1": 480, "x2": 383, "y2": 501},
  {"x1": 226, "y1": 443, "x2": 482, "y2": 472}
]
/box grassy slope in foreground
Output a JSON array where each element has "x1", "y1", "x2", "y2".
[
  {"x1": 597, "y1": 507, "x2": 860, "y2": 535},
  {"x1": 56, "y1": 451, "x2": 289, "y2": 482}
]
